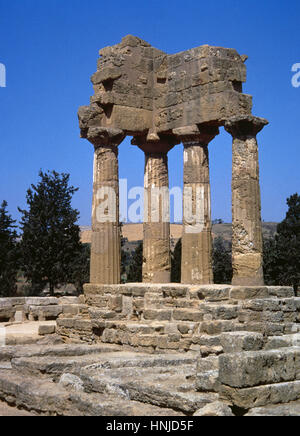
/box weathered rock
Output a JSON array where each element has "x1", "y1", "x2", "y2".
[
  {"x1": 59, "y1": 373, "x2": 84, "y2": 392},
  {"x1": 38, "y1": 324, "x2": 56, "y2": 336},
  {"x1": 245, "y1": 401, "x2": 300, "y2": 416},
  {"x1": 25, "y1": 298, "x2": 58, "y2": 306},
  {"x1": 193, "y1": 401, "x2": 234, "y2": 416},
  {"x1": 79, "y1": 36, "x2": 251, "y2": 136},
  {"x1": 36, "y1": 334, "x2": 64, "y2": 346},
  {"x1": 220, "y1": 381, "x2": 300, "y2": 410},
  {"x1": 0, "y1": 369, "x2": 71, "y2": 415},
  {"x1": 195, "y1": 370, "x2": 220, "y2": 392},
  {"x1": 219, "y1": 347, "x2": 300, "y2": 389},
  {"x1": 220, "y1": 332, "x2": 264, "y2": 353}
]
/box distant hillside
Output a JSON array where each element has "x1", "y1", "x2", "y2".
[{"x1": 81, "y1": 222, "x2": 278, "y2": 247}]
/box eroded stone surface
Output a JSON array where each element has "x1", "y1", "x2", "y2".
[
  {"x1": 79, "y1": 35, "x2": 251, "y2": 137},
  {"x1": 193, "y1": 401, "x2": 234, "y2": 416},
  {"x1": 79, "y1": 36, "x2": 267, "y2": 287},
  {"x1": 178, "y1": 127, "x2": 218, "y2": 285}
]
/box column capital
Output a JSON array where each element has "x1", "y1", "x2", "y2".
[
  {"x1": 132, "y1": 134, "x2": 179, "y2": 154},
  {"x1": 87, "y1": 127, "x2": 125, "y2": 149},
  {"x1": 173, "y1": 124, "x2": 219, "y2": 145},
  {"x1": 225, "y1": 115, "x2": 268, "y2": 138}
]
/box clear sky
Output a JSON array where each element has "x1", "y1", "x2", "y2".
[{"x1": 0, "y1": 0, "x2": 299, "y2": 226}]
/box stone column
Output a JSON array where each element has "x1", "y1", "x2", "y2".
[
  {"x1": 174, "y1": 125, "x2": 219, "y2": 284},
  {"x1": 87, "y1": 127, "x2": 125, "y2": 284},
  {"x1": 225, "y1": 115, "x2": 268, "y2": 286},
  {"x1": 132, "y1": 137, "x2": 177, "y2": 283}
]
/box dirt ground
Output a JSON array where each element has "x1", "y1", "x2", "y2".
[{"x1": 0, "y1": 400, "x2": 35, "y2": 416}]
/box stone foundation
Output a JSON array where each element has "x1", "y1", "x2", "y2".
[
  {"x1": 56, "y1": 284, "x2": 300, "y2": 354},
  {"x1": 0, "y1": 284, "x2": 299, "y2": 416},
  {"x1": 0, "y1": 297, "x2": 82, "y2": 323}
]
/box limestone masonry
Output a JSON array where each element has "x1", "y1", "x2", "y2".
[
  {"x1": 2, "y1": 37, "x2": 297, "y2": 417},
  {"x1": 78, "y1": 35, "x2": 268, "y2": 287}
]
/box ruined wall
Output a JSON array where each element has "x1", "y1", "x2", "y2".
[{"x1": 78, "y1": 35, "x2": 253, "y2": 142}]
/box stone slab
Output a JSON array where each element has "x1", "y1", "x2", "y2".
[{"x1": 219, "y1": 347, "x2": 300, "y2": 388}]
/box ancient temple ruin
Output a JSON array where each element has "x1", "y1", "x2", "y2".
[
  {"x1": 1, "y1": 36, "x2": 300, "y2": 417},
  {"x1": 78, "y1": 35, "x2": 268, "y2": 287}
]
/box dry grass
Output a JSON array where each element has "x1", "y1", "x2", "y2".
[{"x1": 81, "y1": 222, "x2": 277, "y2": 244}]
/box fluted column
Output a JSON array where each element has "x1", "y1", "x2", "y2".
[
  {"x1": 132, "y1": 137, "x2": 177, "y2": 283},
  {"x1": 87, "y1": 127, "x2": 125, "y2": 284},
  {"x1": 174, "y1": 125, "x2": 219, "y2": 284},
  {"x1": 225, "y1": 116, "x2": 268, "y2": 286}
]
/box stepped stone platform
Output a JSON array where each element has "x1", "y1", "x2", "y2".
[
  {"x1": 56, "y1": 284, "x2": 299, "y2": 354},
  {"x1": 1, "y1": 284, "x2": 300, "y2": 416}
]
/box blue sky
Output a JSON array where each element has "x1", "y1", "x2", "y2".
[{"x1": 0, "y1": 0, "x2": 299, "y2": 225}]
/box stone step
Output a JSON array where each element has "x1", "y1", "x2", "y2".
[
  {"x1": 195, "y1": 370, "x2": 220, "y2": 393},
  {"x1": 69, "y1": 390, "x2": 185, "y2": 416},
  {"x1": 91, "y1": 318, "x2": 198, "y2": 335},
  {"x1": 199, "y1": 319, "x2": 297, "y2": 336},
  {"x1": 10, "y1": 351, "x2": 197, "y2": 379},
  {"x1": 80, "y1": 364, "x2": 217, "y2": 414},
  {"x1": 56, "y1": 317, "x2": 93, "y2": 343},
  {"x1": 0, "y1": 343, "x2": 121, "y2": 362},
  {"x1": 245, "y1": 400, "x2": 300, "y2": 416},
  {"x1": 0, "y1": 368, "x2": 71, "y2": 415},
  {"x1": 220, "y1": 380, "x2": 300, "y2": 410},
  {"x1": 219, "y1": 347, "x2": 300, "y2": 389},
  {"x1": 265, "y1": 334, "x2": 300, "y2": 350},
  {"x1": 219, "y1": 332, "x2": 264, "y2": 353},
  {"x1": 143, "y1": 308, "x2": 203, "y2": 322},
  {"x1": 0, "y1": 369, "x2": 185, "y2": 416},
  {"x1": 145, "y1": 297, "x2": 201, "y2": 310},
  {"x1": 202, "y1": 303, "x2": 240, "y2": 321},
  {"x1": 197, "y1": 355, "x2": 219, "y2": 373}
]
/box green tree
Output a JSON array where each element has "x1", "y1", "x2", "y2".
[
  {"x1": 263, "y1": 237, "x2": 279, "y2": 286},
  {"x1": 171, "y1": 238, "x2": 181, "y2": 283},
  {"x1": 0, "y1": 201, "x2": 19, "y2": 297},
  {"x1": 127, "y1": 242, "x2": 143, "y2": 283},
  {"x1": 264, "y1": 193, "x2": 300, "y2": 293},
  {"x1": 19, "y1": 171, "x2": 84, "y2": 296},
  {"x1": 69, "y1": 243, "x2": 90, "y2": 294},
  {"x1": 213, "y1": 237, "x2": 233, "y2": 284},
  {"x1": 120, "y1": 223, "x2": 129, "y2": 282}
]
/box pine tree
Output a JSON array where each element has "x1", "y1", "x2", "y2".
[
  {"x1": 171, "y1": 238, "x2": 182, "y2": 283},
  {"x1": 213, "y1": 236, "x2": 233, "y2": 284},
  {"x1": 120, "y1": 223, "x2": 129, "y2": 282},
  {"x1": 263, "y1": 237, "x2": 279, "y2": 286},
  {"x1": 69, "y1": 243, "x2": 90, "y2": 294},
  {"x1": 264, "y1": 193, "x2": 300, "y2": 293},
  {"x1": 0, "y1": 201, "x2": 19, "y2": 297},
  {"x1": 127, "y1": 242, "x2": 143, "y2": 283},
  {"x1": 19, "y1": 171, "x2": 84, "y2": 296}
]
